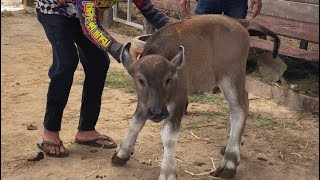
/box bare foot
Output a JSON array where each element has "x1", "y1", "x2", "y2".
[{"x1": 75, "y1": 130, "x2": 117, "y2": 148}]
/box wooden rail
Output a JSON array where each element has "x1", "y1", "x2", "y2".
[
  {"x1": 25, "y1": 0, "x2": 319, "y2": 61},
  {"x1": 247, "y1": 0, "x2": 319, "y2": 61},
  {"x1": 150, "y1": 0, "x2": 319, "y2": 62}
]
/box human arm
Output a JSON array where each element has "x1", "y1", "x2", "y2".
[
  {"x1": 75, "y1": 0, "x2": 131, "y2": 62},
  {"x1": 129, "y1": 0, "x2": 179, "y2": 60},
  {"x1": 179, "y1": 0, "x2": 191, "y2": 18},
  {"x1": 133, "y1": 0, "x2": 173, "y2": 29},
  {"x1": 249, "y1": 0, "x2": 262, "y2": 18},
  {"x1": 56, "y1": 0, "x2": 67, "y2": 6},
  {"x1": 74, "y1": 0, "x2": 173, "y2": 62}
]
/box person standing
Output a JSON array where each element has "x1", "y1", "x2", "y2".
[
  {"x1": 180, "y1": 0, "x2": 262, "y2": 19},
  {"x1": 35, "y1": 0, "x2": 172, "y2": 157}
]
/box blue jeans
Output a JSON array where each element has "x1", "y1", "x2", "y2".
[
  {"x1": 195, "y1": 0, "x2": 248, "y2": 19},
  {"x1": 37, "y1": 11, "x2": 110, "y2": 132}
]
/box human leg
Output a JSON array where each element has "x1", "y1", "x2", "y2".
[
  {"x1": 37, "y1": 13, "x2": 81, "y2": 155},
  {"x1": 72, "y1": 23, "x2": 115, "y2": 148},
  {"x1": 195, "y1": 0, "x2": 223, "y2": 15},
  {"x1": 223, "y1": 0, "x2": 248, "y2": 19}
]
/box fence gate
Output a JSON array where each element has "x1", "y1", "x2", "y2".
[{"x1": 112, "y1": 0, "x2": 143, "y2": 29}]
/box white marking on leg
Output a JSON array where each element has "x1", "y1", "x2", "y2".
[
  {"x1": 219, "y1": 77, "x2": 247, "y2": 167},
  {"x1": 117, "y1": 114, "x2": 146, "y2": 159},
  {"x1": 159, "y1": 121, "x2": 179, "y2": 180}
]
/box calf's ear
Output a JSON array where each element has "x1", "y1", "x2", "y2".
[
  {"x1": 121, "y1": 43, "x2": 133, "y2": 71},
  {"x1": 171, "y1": 46, "x2": 185, "y2": 68}
]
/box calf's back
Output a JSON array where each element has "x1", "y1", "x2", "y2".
[{"x1": 143, "y1": 15, "x2": 251, "y2": 94}]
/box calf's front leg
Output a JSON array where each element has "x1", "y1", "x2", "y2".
[
  {"x1": 158, "y1": 119, "x2": 181, "y2": 180},
  {"x1": 112, "y1": 110, "x2": 146, "y2": 166}
]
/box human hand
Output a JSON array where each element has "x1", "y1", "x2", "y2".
[
  {"x1": 56, "y1": 0, "x2": 67, "y2": 7},
  {"x1": 249, "y1": 0, "x2": 262, "y2": 18},
  {"x1": 179, "y1": 0, "x2": 191, "y2": 18},
  {"x1": 130, "y1": 47, "x2": 144, "y2": 62}
]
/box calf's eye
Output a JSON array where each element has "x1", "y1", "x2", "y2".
[{"x1": 138, "y1": 79, "x2": 145, "y2": 86}]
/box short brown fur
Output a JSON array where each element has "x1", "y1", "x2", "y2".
[{"x1": 113, "y1": 15, "x2": 280, "y2": 180}]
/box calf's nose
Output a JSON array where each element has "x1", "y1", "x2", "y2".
[{"x1": 148, "y1": 106, "x2": 169, "y2": 120}]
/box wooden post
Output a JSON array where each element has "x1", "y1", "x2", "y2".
[
  {"x1": 143, "y1": 18, "x2": 155, "y2": 34},
  {"x1": 299, "y1": 40, "x2": 309, "y2": 50},
  {"x1": 22, "y1": 0, "x2": 34, "y2": 7},
  {"x1": 104, "y1": 8, "x2": 115, "y2": 28},
  {"x1": 22, "y1": 0, "x2": 35, "y2": 13},
  {"x1": 97, "y1": 8, "x2": 114, "y2": 29}
]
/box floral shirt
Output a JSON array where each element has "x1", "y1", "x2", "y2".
[{"x1": 35, "y1": 0, "x2": 170, "y2": 62}]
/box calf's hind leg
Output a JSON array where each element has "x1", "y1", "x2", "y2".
[{"x1": 214, "y1": 75, "x2": 249, "y2": 179}]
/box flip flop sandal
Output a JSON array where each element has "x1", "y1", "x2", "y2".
[
  {"x1": 74, "y1": 135, "x2": 117, "y2": 149},
  {"x1": 37, "y1": 140, "x2": 69, "y2": 158}
]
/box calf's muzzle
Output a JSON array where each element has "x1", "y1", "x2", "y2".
[{"x1": 147, "y1": 106, "x2": 169, "y2": 122}]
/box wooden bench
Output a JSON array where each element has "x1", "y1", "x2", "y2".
[
  {"x1": 150, "y1": 0, "x2": 319, "y2": 62},
  {"x1": 247, "y1": 0, "x2": 319, "y2": 62},
  {"x1": 26, "y1": 0, "x2": 318, "y2": 62}
]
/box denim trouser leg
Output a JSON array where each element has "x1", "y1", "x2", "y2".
[
  {"x1": 223, "y1": 0, "x2": 248, "y2": 19},
  {"x1": 195, "y1": 0, "x2": 223, "y2": 15},
  {"x1": 37, "y1": 13, "x2": 110, "y2": 132},
  {"x1": 195, "y1": 0, "x2": 248, "y2": 19},
  {"x1": 75, "y1": 32, "x2": 110, "y2": 131}
]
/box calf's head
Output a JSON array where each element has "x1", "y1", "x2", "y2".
[{"x1": 120, "y1": 43, "x2": 185, "y2": 122}]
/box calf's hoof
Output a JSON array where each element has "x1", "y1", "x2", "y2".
[
  {"x1": 220, "y1": 146, "x2": 226, "y2": 155},
  {"x1": 158, "y1": 173, "x2": 177, "y2": 180},
  {"x1": 211, "y1": 165, "x2": 236, "y2": 179},
  {"x1": 111, "y1": 152, "x2": 130, "y2": 166}
]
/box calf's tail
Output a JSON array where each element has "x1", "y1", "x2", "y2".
[{"x1": 235, "y1": 18, "x2": 281, "y2": 59}]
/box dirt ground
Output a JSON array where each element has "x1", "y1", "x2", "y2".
[{"x1": 1, "y1": 11, "x2": 319, "y2": 180}]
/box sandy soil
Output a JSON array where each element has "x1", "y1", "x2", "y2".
[{"x1": 1, "y1": 11, "x2": 319, "y2": 180}]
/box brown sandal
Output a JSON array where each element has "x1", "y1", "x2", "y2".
[
  {"x1": 37, "y1": 140, "x2": 69, "y2": 158},
  {"x1": 74, "y1": 135, "x2": 117, "y2": 149}
]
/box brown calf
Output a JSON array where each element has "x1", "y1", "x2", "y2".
[{"x1": 111, "y1": 14, "x2": 280, "y2": 180}]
